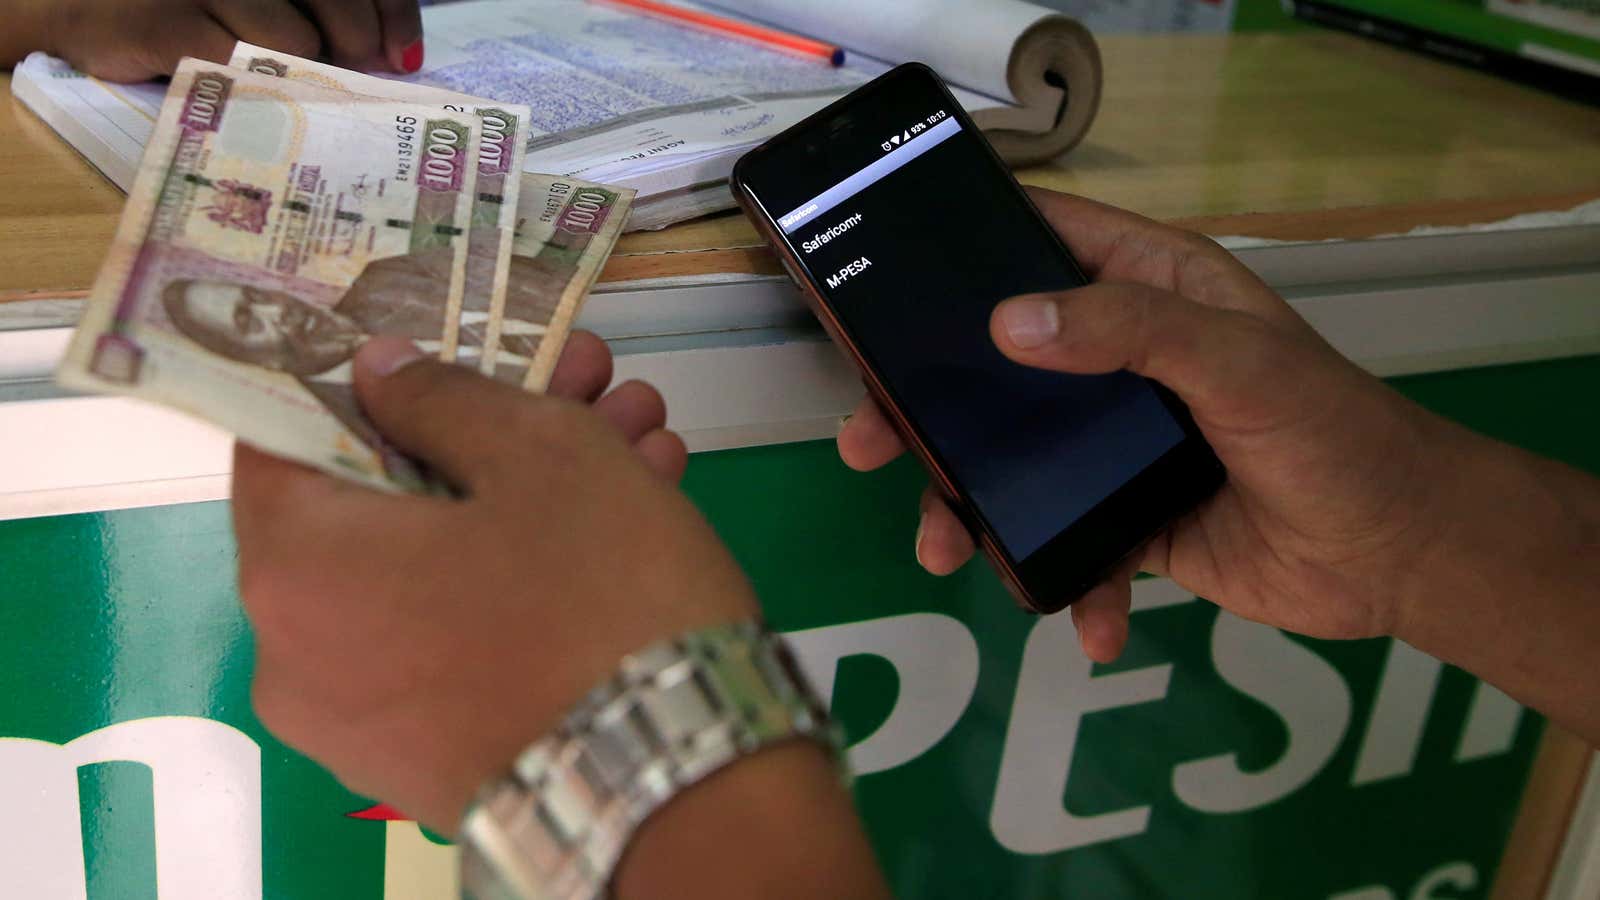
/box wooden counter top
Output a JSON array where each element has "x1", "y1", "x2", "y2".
[{"x1": 4, "y1": 30, "x2": 1599, "y2": 300}]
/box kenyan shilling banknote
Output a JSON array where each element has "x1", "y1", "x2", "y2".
[
  {"x1": 227, "y1": 42, "x2": 531, "y2": 371},
  {"x1": 56, "y1": 58, "x2": 482, "y2": 493},
  {"x1": 493, "y1": 176, "x2": 634, "y2": 390}
]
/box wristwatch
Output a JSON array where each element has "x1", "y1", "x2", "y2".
[{"x1": 458, "y1": 620, "x2": 841, "y2": 900}]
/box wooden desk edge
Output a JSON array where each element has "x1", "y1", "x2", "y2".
[
  {"x1": 1493, "y1": 725, "x2": 1594, "y2": 899},
  {"x1": 14, "y1": 188, "x2": 1596, "y2": 305}
]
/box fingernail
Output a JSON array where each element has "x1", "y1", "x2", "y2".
[
  {"x1": 997, "y1": 297, "x2": 1059, "y2": 348},
  {"x1": 358, "y1": 337, "x2": 424, "y2": 377},
  {"x1": 400, "y1": 39, "x2": 424, "y2": 74},
  {"x1": 913, "y1": 513, "x2": 928, "y2": 568},
  {"x1": 836, "y1": 414, "x2": 852, "y2": 435}
]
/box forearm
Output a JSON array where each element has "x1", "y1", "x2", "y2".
[
  {"x1": 1397, "y1": 425, "x2": 1600, "y2": 744},
  {"x1": 615, "y1": 742, "x2": 891, "y2": 899},
  {"x1": 1, "y1": 0, "x2": 55, "y2": 69}
]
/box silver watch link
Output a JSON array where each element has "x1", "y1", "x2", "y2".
[{"x1": 459, "y1": 619, "x2": 841, "y2": 900}]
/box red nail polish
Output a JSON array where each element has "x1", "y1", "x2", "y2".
[{"x1": 401, "y1": 39, "x2": 424, "y2": 74}]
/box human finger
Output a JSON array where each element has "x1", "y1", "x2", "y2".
[
  {"x1": 1024, "y1": 188, "x2": 1179, "y2": 279},
  {"x1": 593, "y1": 380, "x2": 668, "y2": 445},
  {"x1": 1136, "y1": 528, "x2": 1173, "y2": 578},
  {"x1": 915, "y1": 486, "x2": 975, "y2": 576},
  {"x1": 1070, "y1": 567, "x2": 1135, "y2": 663},
  {"x1": 372, "y1": 0, "x2": 425, "y2": 73},
  {"x1": 229, "y1": 442, "x2": 412, "y2": 613},
  {"x1": 546, "y1": 330, "x2": 614, "y2": 403},
  {"x1": 837, "y1": 394, "x2": 905, "y2": 472},
  {"x1": 208, "y1": 0, "x2": 322, "y2": 59},
  {"x1": 991, "y1": 282, "x2": 1291, "y2": 429},
  {"x1": 351, "y1": 337, "x2": 563, "y2": 493},
  {"x1": 104, "y1": 11, "x2": 237, "y2": 79},
  {"x1": 298, "y1": 0, "x2": 382, "y2": 69},
  {"x1": 633, "y1": 428, "x2": 689, "y2": 483},
  {"x1": 1023, "y1": 187, "x2": 1297, "y2": 324},
  {"x1": 231, "y1": 442, "x2": 355, "y2": 544}
]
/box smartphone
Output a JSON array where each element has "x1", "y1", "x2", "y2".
[{"x1": 731, "y1": 63, "x2": 1225, "y2": 614}]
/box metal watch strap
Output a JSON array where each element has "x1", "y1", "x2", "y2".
[{"x1": 459, "y1": 620, "x2": 840, "y2": 900}]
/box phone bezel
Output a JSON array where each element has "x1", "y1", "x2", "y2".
[{"x1": 731, "y1": 62, "x2": 1225, "y2": 613}]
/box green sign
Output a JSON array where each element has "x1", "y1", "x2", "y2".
[
  {"x1": 4, "y1": 353, "x2": 1598, "y2": 899},
  {"x1": 1300, "y1": 0, "x2": 1600, "y2": 63}
]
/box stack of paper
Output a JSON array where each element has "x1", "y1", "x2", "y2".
[{"x1": 14, "y1": 0, "x2": 1103, "y2": 231}]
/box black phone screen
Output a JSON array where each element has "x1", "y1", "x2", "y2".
[{"x1": 737, "y1": 66, "x2": 1208, "y2": 576}]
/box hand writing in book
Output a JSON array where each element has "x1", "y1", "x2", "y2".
[
  {"x1": 837, "y1": 188, "x2": 1460, "y2": 662},
  {"x1": 9, "y1": 0, "x2": 425, "y2": 81}
]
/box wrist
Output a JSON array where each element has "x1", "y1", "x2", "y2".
[
  {"x1": 1384, "y1": 410, "x2": 1484, "y2": 645},
  {"x1": 1390, "y1": 422, "x2": 1580, "y2": 657},
  {"x1": 1330, "y1": 390, "x2": 1473, "y2": 642},
  {"x1": 458, "y1": 619, "x2": 885, "y2": 900},
  {"x1": 615, "y1": 741, "x2": 888, "y2": 900},
  {"x1": 1385, "y1": 422, "x2": 1600, "y2": 744},
  {"x1": 398, "y1": 579, "x2": 762, "y2": 833}
]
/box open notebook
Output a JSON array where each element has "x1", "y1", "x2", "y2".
[{"x1": 12, "y1": 0, "x2": 1100, "y2": 231}]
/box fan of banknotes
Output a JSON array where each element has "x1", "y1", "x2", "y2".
[{"x1": 56, "y1": 46, "x2": 635, "y2": 493}]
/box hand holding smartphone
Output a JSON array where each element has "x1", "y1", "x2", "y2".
[{"x1": 732, "y1": 63, "x2": 1225, "y2": 614}]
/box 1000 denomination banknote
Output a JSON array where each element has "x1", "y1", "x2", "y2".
[
  {"x1": 491, "y1": 175, "x2": 633, "y2": 390},
  {"x1": 57, "y1": 59, "x2": 481, "y2": 492},
  {"x1": 228, "y1": 42, "x2": 532, "y2": 371}
]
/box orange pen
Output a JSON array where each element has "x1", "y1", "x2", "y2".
[{"x1": 592, "y1": 0, "x2": 846, "y2": 66}]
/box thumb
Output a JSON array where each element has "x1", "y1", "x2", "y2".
[
  {"x1": 352, "y1": 337, "x2": 540, "y2": 493},
  {"x1": 991, "y1": 283, "x2": 1284, "y2": 421}
]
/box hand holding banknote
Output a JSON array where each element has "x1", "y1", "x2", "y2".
[
  {"x1": 4, "y1": 0, "x2": 425, "y2": 81},
  {"x1": 235, "y1": 334, "x2": 720, "y2": 827},
  {"x1": 232, "y1": 335, "x2": 890, "y2": 898}
]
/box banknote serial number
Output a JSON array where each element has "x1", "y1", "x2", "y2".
[
  {"x1": 393, "y1": 115, "x2": 419, "y2": 182},
  {"x1": 539, "y1": 181, "x2": 572, "y2": 223}
]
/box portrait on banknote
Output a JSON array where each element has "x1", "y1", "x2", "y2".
[
  {"x1": 57, "y1": 60, "x2": 483, "y2": 492},
  {"x1": 157, "y1": 249, "x2": 458, "y2": 481},
  {"x1": 161, "y1": 281, "x2": 363, "y2": 376}
]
